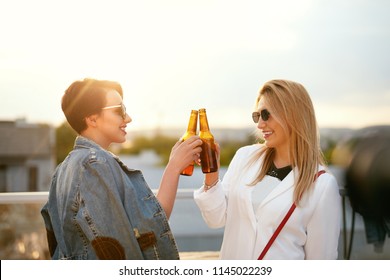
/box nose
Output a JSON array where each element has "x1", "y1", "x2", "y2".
[
  {"x1": 257, "y1": 118, "x2": 266, "y2": 129},
  {"x1": 124, "y1": 113, "x2": 132, "y2": 123}
]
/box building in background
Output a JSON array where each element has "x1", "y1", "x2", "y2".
[{"x1": 0, "y1": 119, "x2": 55, "y2": 192}]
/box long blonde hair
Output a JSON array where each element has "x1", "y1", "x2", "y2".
[{"x1": 249, "y1": 80, "x2": 325, "y2": 205}]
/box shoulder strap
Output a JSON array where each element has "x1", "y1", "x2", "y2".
[{"x1": 257, "y1": 170, "x2": 326, "y2": 260}]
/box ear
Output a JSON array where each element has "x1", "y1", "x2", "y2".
[{"x1": 85, "y1": 114, "x2": 99, "y2": 128}]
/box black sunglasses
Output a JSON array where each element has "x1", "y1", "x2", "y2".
[
  {"x1": 101, "y1": 103, "x2": 127, "y2": 119},
  {"x1": 252, "y1": 109, "x2": 271, "y2": 123}
]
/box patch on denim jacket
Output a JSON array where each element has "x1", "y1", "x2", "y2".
[
  {"x1": 134, "y1": 229, "x2": 157, "y2": 251},
  {"x1": 91, "y1": 236, "x2": 126, "y2": 259}
]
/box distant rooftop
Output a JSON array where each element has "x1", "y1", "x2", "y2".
[{"x1": 0, "y1": 119, "x2": 54, "y2": 157}]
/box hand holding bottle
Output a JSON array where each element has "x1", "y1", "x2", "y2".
[
  {"x1": 169, "y1": 136, "x2": 202, "y2": 175},
  {"x1": 203, "y1": 142, "x2": 220, "y2": 191}
]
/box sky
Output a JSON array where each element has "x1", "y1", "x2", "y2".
[{"x1": 0, "y1": 0, "x2": 389, "y2": 131}]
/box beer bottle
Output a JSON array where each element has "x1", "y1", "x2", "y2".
[
  {"x1": 199, "y1": 108, "x2": 218, "y2": 173},
  {"x1": 180, "y1": 110, "x2": 198, "y2": 176}
]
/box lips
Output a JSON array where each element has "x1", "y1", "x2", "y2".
[
  {"x1": 262, "y1": 131, "x2": 273, "y2": 139},
  {"x1": 120, "y1": 125, "x2": 127, "y2": 133}
]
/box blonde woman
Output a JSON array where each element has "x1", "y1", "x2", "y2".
[{"x1": 194, "y1": 79, "x2": 341, "y2": 259}]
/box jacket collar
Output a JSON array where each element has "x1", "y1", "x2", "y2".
[
  {"x1": 257, "y1": 165, "x2": 326, "y2": 210},
  {"x1": 258, "y1": 168, "x2": 296, "y2": 208},
  {"x1": 74, "y1": 136, "x2": 139, "y2": 173},
  {"x1": 74, "y1": 135, "x2": 104, "y2": 151}
]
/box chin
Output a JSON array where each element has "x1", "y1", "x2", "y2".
[
  {"x1": 112, "y1": 136, "x2": 126, "y2": 144},
  {"x1": 264, "y1": 141, "x2": 275, "y2": 148}
]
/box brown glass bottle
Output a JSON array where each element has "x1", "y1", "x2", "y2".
[
  {"x1": 180, "y1": 110, "x2": 198, "y2": 176},
  {"x1": 199, "y1": 108, "x2": 218, "y2": 173}
]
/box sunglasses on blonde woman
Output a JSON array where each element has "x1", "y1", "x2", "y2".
[
  {"x1": 252, "y1": 109, "x2": 271, "y2": 123},
  {"x1": 101, "y1": 103, "x2": 127, "y2": 119}
]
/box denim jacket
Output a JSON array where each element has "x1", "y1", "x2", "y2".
[{"x1": 41, "y1": 136, "x2": 179, "y2": 260}]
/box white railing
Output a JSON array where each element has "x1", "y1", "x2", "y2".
[
  {"x1": 0, "y1": 189, "x2": 194, "y2": 204},
  {"x1": 0, "y1": 191, "x2": 50, "y2": 204}
]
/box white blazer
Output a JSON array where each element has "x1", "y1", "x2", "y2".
[{"x1": 194, "y1": 144, "x2": 342, "y2": 260}]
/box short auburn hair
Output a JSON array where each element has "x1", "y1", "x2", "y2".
[{"x1": 61, "y1": 78, "x2": 123, "y2": 134}]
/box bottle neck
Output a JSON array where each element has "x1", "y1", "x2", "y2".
[
  {"x1": 187, "y1": 112, "x2": 198, "y2": 133},
  {"x1": 199, "y1": 112, "x2": 210, "y2": 132}
]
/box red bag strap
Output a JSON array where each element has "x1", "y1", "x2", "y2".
[{"x1": 257, "y1": 170, "x2": 326, "y2": 260}]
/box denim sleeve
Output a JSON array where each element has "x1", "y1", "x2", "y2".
[{"x1": 75, "y1": 159, "x2": 144, "y2": 259}]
